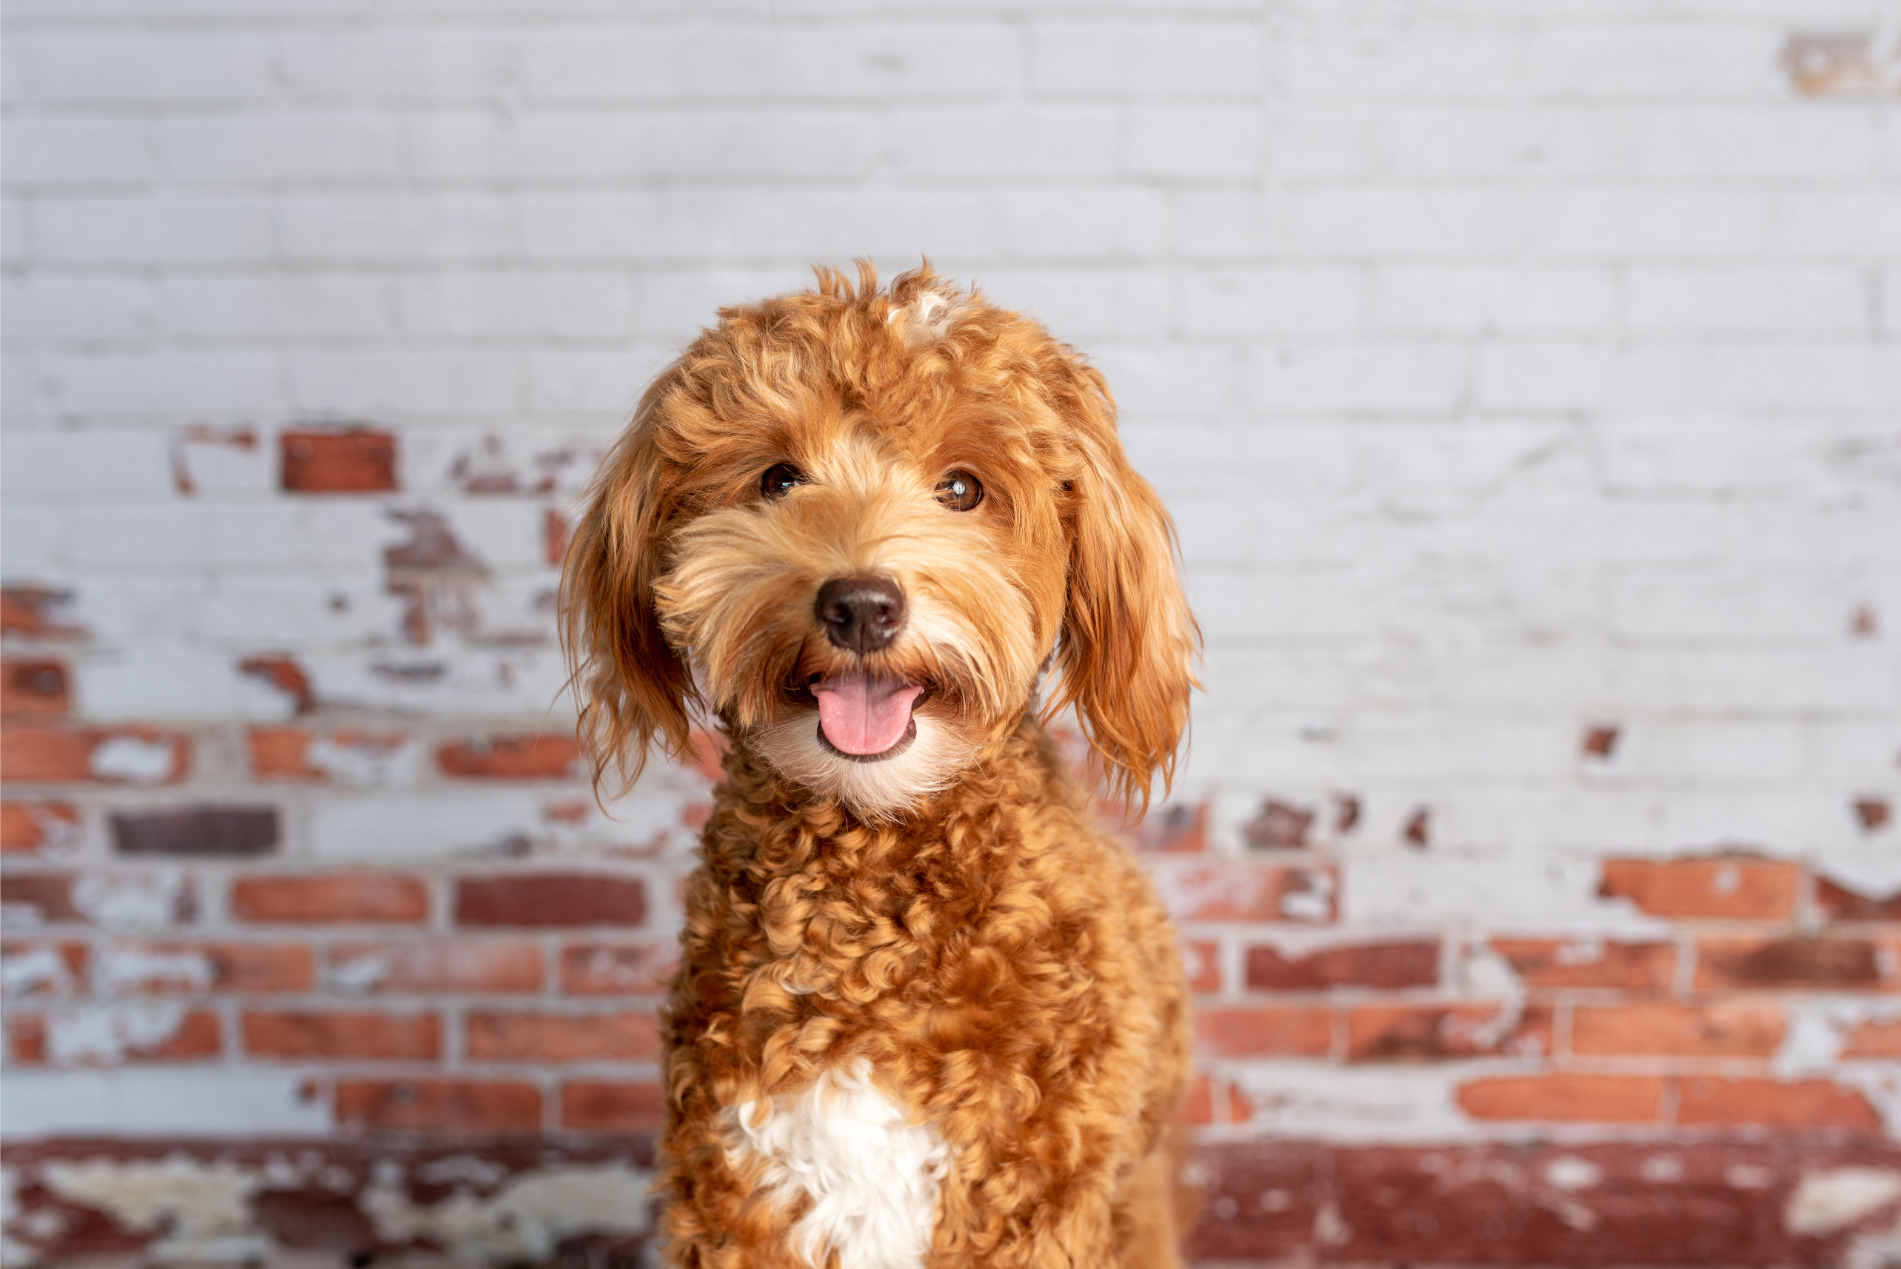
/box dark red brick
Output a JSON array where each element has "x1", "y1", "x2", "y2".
[
  {"x1": 281, "y1": 427, "x2": 397, "y2": 494},
  {"x1": 1815, "y1": 875, "x2": 1901, "y2": 922},
  {"x1": 110, "y1": 805, "x2": 279, "y2": 858},
  {"x1": 560, "y1": 942, "x2": 674, "y2": 996},
  {"x1": 437, "y1": 734, "x2": 581, "y2": 780},
  {"x1": 1675, "y1": 1076, "x2": 1880, "y2": 1132},
  {"x1": 1243, "y1": 798, "x2": 1314, "y2": 850},
  {"x1": 1, "y1": 660, "x2": 70, "y2": 716},
  {"x1": 561, "y1": 1081, "x2": 664, "y2": 1132},
  {"x1": 243, "y1": 1010, "x2": 441, "y2": 1060},
  {"x1": 1246, "y1": 939, "x2": 1439, "y2": 992},
  {"x1": 0, "y1": 586, "x2": 80, "y2": 638},
  {"x1": 455, "y1": 873, "x2": 647, "y2": 928},
  {"x1": 1131, "y1": 801, "x2": 1205, "y2": 853},
  {"x1": 1487, "y1": 937, "x2": 1676, "y2": 993},
  {"x1": 466, "y1": 1010, "x2": 660, "y2": 1062},
  {"x1": 334, "y1": 1080, "x2": 540, "y2": 1133},
  {"x1": 0, "y1": 872, "x2": 79, "y2": 922},
  {"x1": 1695, "y1": 935, "x2": 1895, "y2": 990},
  {"x1": 237, "y1": 655, "x2": 315, "y2": 715},
  {"x1": 0, "y1": 801, "x2": 81, "y2": 854}
]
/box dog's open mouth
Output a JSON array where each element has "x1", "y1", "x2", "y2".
[{"x1": 811, "y1": 670, "x2": 926, "y2": 763}]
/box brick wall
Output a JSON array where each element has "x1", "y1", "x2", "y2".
[{"x1": 2, "y1": 1, "x2": 1899, "y2": 1265}]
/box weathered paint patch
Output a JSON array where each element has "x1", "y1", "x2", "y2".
[{"x1": 1786, "y1": 1168, "x2": 1901, "y2": 1235}]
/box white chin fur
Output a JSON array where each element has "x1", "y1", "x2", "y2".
[{"x1": 753, "y1": 710, "x2": 972, "y2": 820}]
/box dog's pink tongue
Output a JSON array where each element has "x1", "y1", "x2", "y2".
[{"x1": 813, "y1": 672, "x2": 923, "y2": 756}]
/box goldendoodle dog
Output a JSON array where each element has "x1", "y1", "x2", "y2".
[{"x1": 562, "y1": 263, "x2": 1199, "y2": 1269}]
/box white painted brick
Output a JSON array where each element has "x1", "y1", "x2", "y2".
[
  {"x1": 1248, "y1": 342, "x2": 1469, "y2": 415},
  {"x1": 395, "y1": 271, "x2": 632, "y2": 340},
  {"x1": 0, "y1": 1069, "x2": 329, "y2": 1139},
  {"x1": 1618, "y1": 721, "x2": 1809, "y2": 783},
  {"x1": 1372, "y1": 266, "x2": 1615, "y2": 335},
  {"x1": 1260, "y1": 108, "x2": 1377, "y2": 180},
  {"x1": 1630, "y1": 107, "x2": 1883, "y2": 180},
  {"x1": 995, "y1": 188, "x2": 1170, "y2": 258},
  {"x1": 526, "y1": 348, "x2": 673, "y2": 414},
  {"x1": 1606, "y1": 564, "x2": 1871, "y2": 643},
  {"x1": 286, "y1": 349, "x2": 524, "y2": 416},
  {"x1": 0, "y1": 430, "x2": 174, "y2": 498},
  {"x1": 1030, "y1": 19, "x2": 1261, "y2": 96},
  {"x1": 1177, "y1": 267, "x2": 1364, "y2": 337},
  {"x1": 1519, "y1": 23, "x2": 1786, "y2": 99},
  {"x1": 1090, "y1": 343, "x2": 1236, "y2": 415},
  {"x1": 954, "y1": 268, "x2": 1173, "y2": 343},
  {"x1": 1772, "y1": 192, "x2": 1901, "y2": 257},
  {"x1": 1126, "y1": 107, "x2": 1261, "y2": 179},
  {"x1": 45, "y1": 350, "x2": 285, "y2": 419},
  {"x1": 1276, "y1": 21, "x2": 1526, "y2": 102},
  {"x1": 1376, "y1": 104, "x2": 1629, "y2": 181},
  {"x1": 80, "y1": 643, "x2": 292, "y2": 721},
  {"x1": 33, "y1": 196, "x2": 275, "y2": 265},
  {"x1": 882, "y1": 107, "x2": 1120, "y2": 179},
  {"x1": 1, "y1": 276, "x2": 156, "y2": 341},
  {"x1": 310, "y1": 791, "x2": 547, "y2": 860},
  {"x1": 156, "y1": 276, "x2": 396, "y2": 339},
  {"x1": 274, "y1": 30, "x2": 518, "y2": 101},
  {"x1": 156, "y1": 115, "x2": 404, "y2": 184},
  {"x1": 2, "y1": 118, "x2": 155, "y2": 185},
  {"x1": 278, "y1": 194, "x2": 520, "y2": 263},
  {"x1": 4, "y1": 31, "x2": 274, "y2": 104},
  {"x1": 1625, "y1": 267, "x2": 1868, "y2": 335}
]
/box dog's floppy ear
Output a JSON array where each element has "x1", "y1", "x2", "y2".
[
  {"x1": 560, "y1": 384, "x2": 698, "y2": 798},
  {"x1": 1045, "y1": 357, "x2": 1201, "y2": 815}
]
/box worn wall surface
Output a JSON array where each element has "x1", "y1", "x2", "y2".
[{"x1": 3, "y1": 1, "x2": 1899, "y2": 1265}]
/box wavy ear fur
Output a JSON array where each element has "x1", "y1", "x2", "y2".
[
  {"x1": 560, "y1": 383, "x2": 698, "y2": 799},
  {"x1": 1045, "y1": 358, "x2": 1201, "y2": 815}
]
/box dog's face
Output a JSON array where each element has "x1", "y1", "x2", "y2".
[{"x1": 563, "y1": 266, "x2": 1197, "y2": 819}]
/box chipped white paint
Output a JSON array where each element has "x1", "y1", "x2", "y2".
[
  {"x1": 43, "y1": 1002, "x2": 192, "y2": 1065},
  {"x1": 43, "y1": 1156, "x2": 269, "y2": 1265},
  {"x1": 94, "y1": 944, "x2": 213, "y2": 996},
  {"x1": 1786, "y1": 1169, "x2": 1901, "y2": 1235},
  {"x1": 1220, "y1": 1066, "x2": 1472, "y2": 1144},
  {"x1": 1311, "y1": 1200, "x2": 1351, "y2": 1248},
  {"x1": 0, "y1": 1070, "x2": 329, "y2": 1139},
  {"x1": 360, "y1": 1161, "x2": 651, "y2": 1264},
  {"x1": 329, "y1": 949, "x2": 396, "y2": 994},
  {"x1": 1543, "y1": 1157, "x2": 1603, "y2": 1192},
  {"x1": 71, "y1": 871, "x2": 188, "y2": 929},
  {"x1": 87, "y1": 736, "x2": 177, "y2": 783},
  {"x1": 306, "y1": 732, "x2": 418, "y2": 786},
  {"x1": 725, "y1": 1060, "x2": 950, "y2": 1269},
  {"x1": 2, "y1": 946, "x2": 77, "y2": 997}
]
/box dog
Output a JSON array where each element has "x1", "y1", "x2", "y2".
[{"x1": 561, "y1": 263, "x2": 1199, "y2": 1269}]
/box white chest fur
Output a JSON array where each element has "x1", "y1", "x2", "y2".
[{"x1": 723, "y1": 1059, "x2": 950, "y2": 1269}]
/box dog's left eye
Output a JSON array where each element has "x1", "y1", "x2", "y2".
[
  {"x1": 760, "y1": 462, "x2": 805, "y2": 499},
  {"x1": 934, "y1": 470, "x2": 983, "y2": 512}
]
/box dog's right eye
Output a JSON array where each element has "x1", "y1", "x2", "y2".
[{"x1": 760, "y1": 462, "x2": 805, "y2": 499}]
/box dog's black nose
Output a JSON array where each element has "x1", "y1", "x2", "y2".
[{"x1": 815, "y1": 575, "x2": 906, "y2": 654}]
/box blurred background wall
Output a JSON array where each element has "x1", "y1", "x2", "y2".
[{"x1": 2, "y1": 1, "x2": 1899, "y2": 1265}]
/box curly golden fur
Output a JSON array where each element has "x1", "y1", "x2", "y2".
[{"x1": 563, "y1": 263, "x2": 1199, "y2": 1269}]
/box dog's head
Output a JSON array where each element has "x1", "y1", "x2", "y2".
[{"x1": 562, "y1": 263, "x2": 1198, "y2": 820}]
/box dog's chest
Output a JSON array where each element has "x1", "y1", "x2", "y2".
[{"x1": 724, "y1": 1059, "x2": 949, "y2": 1269}]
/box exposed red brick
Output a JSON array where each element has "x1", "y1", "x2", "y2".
[
  {"x1": 1194, "y1": 1005, "x2": 1333, "y2": 1057},
  {"x1": 231, "y1": 873, "x2": 430, "y2": 925},
  {"x1": 1457, "y1": 1074, "x2": 1664, "y2": 1124},
  {"x1": 1599, "y1": 855, "x2": 1800, "y2": 920},
  {"x1": 0, "y1": 941, "x2": 88, "y2": 995},
  {"x1": 1571, "y1": 1003, "x2": 1785, "y2": 1058},
  {"x1": 1178, "y1": 1073, "x2": 1253, "y2": 1127},
  {"x1": 1850, "y1": 603, "x2": 1879, "y2": 636},
  {"x1": 1841, "y1": 1016, "x2": 1901, "y2": 1058},
  {"x1": 1346, "y1": 1003, "x2": 1553, "y2": 1062},
  {"x1": 0, "y1": 801, "x2": 81, "y2": 854},
  {"x1": 1247, "y1": 939, "x2": 1439, "y2": 992},
  {"x1": 281, "y1": 427, "x2": 397, "y2": 494},
  {"x1": 330, "y1": 941, "x2": 544, "y2": 994},
  {"x1": 559, "y1": 942, "x2": 674, "y2": 996},
  {"x1": 1675, "y1": 1076, "x2": 1880, "y2": 1132},
  {"x1": 561, "y1": 1081, "x2": 665, "y2": 1132},
  {"x1": 1695, "y1": 935, "x2": 1894, "y2": 990},
  {"x1": 1815, "y1": 875, "x2": 1901, "y2": 922},
  {"x1": 1153, "y1": 861, "x2": 1336, "y2": 924},
  {"x1": 1581, "y1": 723, "x2": 1620, "y2": 759},
  {"x1": 1243, "y1": 798, "x2": 1313, "y2": 851},
  {"x1": 1853, "y1": 797, "x2": 1892, "y2": 833},
  {"x1": 1783, "y1": 32, "x2": 1887, "y2": 97},
  {"x1": 100, "y1": 942, "x2": 314, "y2": 994},
  {"x1": 0, "y1": 872, "x2": 79, "y2": 922},
  {"x1": 246, "y1": 726, "x2": 408, "y2": 781},
  {"x1": 334, "y1": 1080, "x2": 541, "y2": 1133},
  {"x1": 1184, "y1": 939, "x2": 1222, "y2": 993},
  {"x1": 0, "y1": 586, "x2": 80, "y2": 638},
  {"x1": 243, "y1": 1010, "x2": 441, "y2": 1060},
  {"x1": 465, "y1": 1010, "x2": 660, "y2": 1062},
  {"x1": 1401, "y1": 807, "x2": 1429, "y2": 850},
  {"x1": 237, "y1": 655, "x2": 316, "y2": 715},
  {"x1": 0, "y1": 726, "x2": 191, "y2": 785},
  {"x1": 383, "y1": 510, "x2": 485, "y2": 645},
  {"x1": 437, "y1": 733, "x2": 580, "y2": 780},
  {"x1": 455, "y1": 873, "x2": 646, "y2": 928},
  {"x1": 109, "y1": 805, "x2": 279, "y2": 858},
  {"x1": 8, "y1": 1009, "x2": 222, "y2": 1066},
  {"x1": 544, "y1": 507, "x2": 572, "y2": 568},
  {"x1": 1, "y1": 660, "x2": 70, "y2": 716},
  {"x1": 1132, "y1": 801, "x2": 1206, "y2": 853},
  {"x1": 1487, "y1": 937, "x2": 1677, "y2": 993},
  {"x1": 1333, "y1": 794, "x2": 1361, "y2": 834}
]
